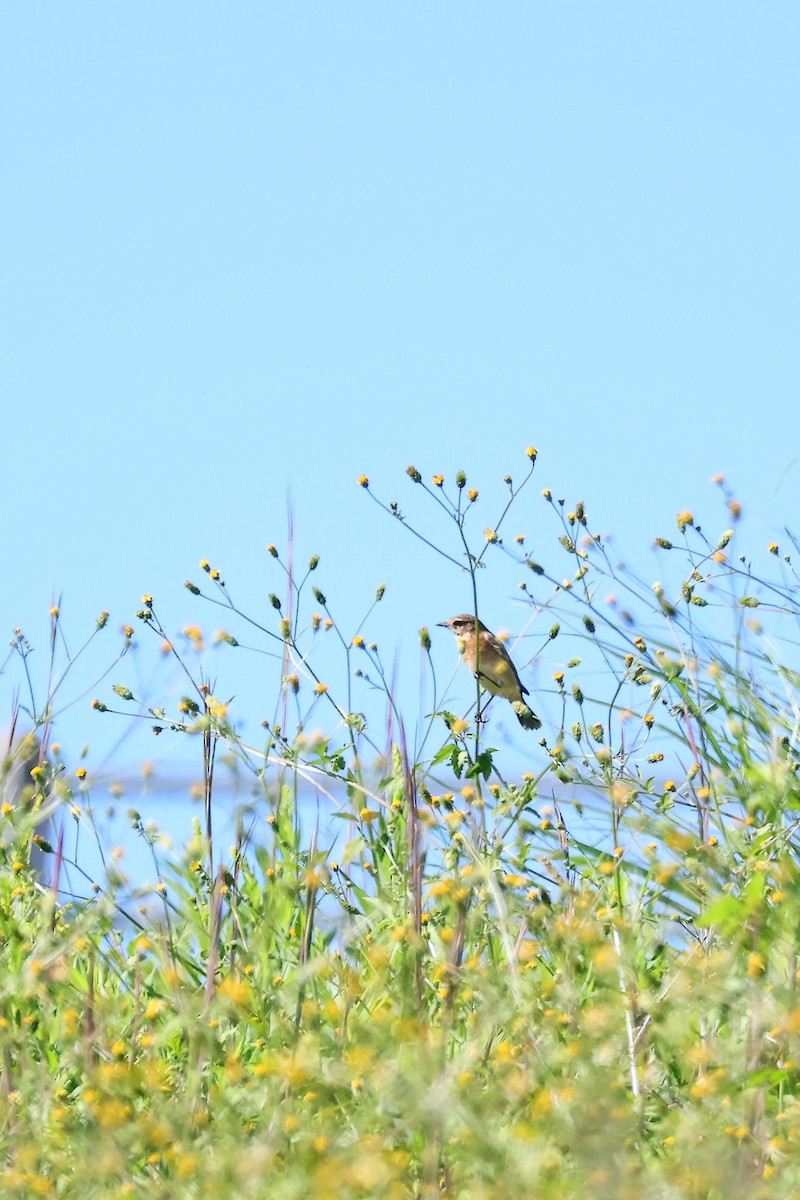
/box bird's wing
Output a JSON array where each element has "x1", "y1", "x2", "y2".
[{"x1": 485, "y1": 633, "x2": 528, "y2": 695}]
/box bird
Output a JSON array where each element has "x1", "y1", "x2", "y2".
[{"x1": 437, "y1": 614, "x2": 540, "y2": 730}]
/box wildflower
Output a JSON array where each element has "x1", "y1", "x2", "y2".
[
  {"x1": 406, "y1": 465, "x2": 422, "y2": 483},
  {"x1": 314, "y1": 682, "x2": 328, "y2": 695},
  {"x1": 217, "y1": 976, "x2": 254, "y2": 1007},
  {"x1": 747, "y1": 952, "x2": 766, "y2": 979},
  {"x1": 526, "y1": 446, "x2": 537, "y2": 461},
  {"x1": 182, "y1": 625, "x2": 204, "y2": 650},
  {"x1": 267, "y1": 544, "x2": 279, "y2": 557},
  {"x1": 432, "y1": 474, "x2": 444, "y2": 486},
  {"x1": 676, "y1": 510, "x2": 693, "y2": 532}
]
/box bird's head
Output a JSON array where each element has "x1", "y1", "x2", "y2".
[{"x1": 437, "y1": 614, "x2": 488, "y2": 636}]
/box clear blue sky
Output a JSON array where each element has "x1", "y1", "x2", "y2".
[{"x1": 3, "y1": 4, "x2": 799, "y2": 828}]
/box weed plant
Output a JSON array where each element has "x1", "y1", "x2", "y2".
[{"x1": 2, "y1": 451, "x2": 800, "y2": 1198}]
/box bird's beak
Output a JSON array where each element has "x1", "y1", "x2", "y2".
[{"x1": 436, "y1": 621, "x2": 447, "y2": 628}]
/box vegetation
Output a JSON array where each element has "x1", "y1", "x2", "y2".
[{"x1": 2, "y1": 451, "x2": 800, "y2": 1198}]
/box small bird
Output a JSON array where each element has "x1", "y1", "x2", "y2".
[{"x1": 437, "y1": 614, "x2": 540, "y2": 730}]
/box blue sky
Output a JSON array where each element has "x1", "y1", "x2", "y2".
[{"x1": 2, "y1": 4, "x2": 799, "y2": 864}]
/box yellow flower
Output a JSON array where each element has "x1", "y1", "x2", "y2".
[
  {"x1": 747, "y1": 952, "x2": 766, "y2": 979},
  {"x1": 182, "y1": 625, "x2": 204, "y2": 651},
  {"x1": 217, "y1": 976, "x2": 254, "y2": 1007}
]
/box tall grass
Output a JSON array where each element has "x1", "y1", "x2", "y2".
[{"x1": 2, "y1": 453, "x2": 800, "y2": 1198}]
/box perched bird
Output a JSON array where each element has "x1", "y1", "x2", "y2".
[{"x1": 437, "y1": 614, "x2": 540, "y2": 730}]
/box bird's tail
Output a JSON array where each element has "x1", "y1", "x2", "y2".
[{"x1": 511, "y1": 701, "x2": 541, "y2": 731}]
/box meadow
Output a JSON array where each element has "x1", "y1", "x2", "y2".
[{"x1": 2, "y1": 451, "x2": 800, "y2": 1198}]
